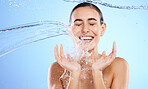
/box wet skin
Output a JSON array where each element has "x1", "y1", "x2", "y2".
[
  {"x1": 49, "y1": 57, "x2": 126, "y2": 89},
  {"x1": 48, "y1": 6, "x2": 129, "y2": 89}
]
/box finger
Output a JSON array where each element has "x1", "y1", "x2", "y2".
[
  {"x1": 56, "y1": 44, "x2": 59, "y2": 57},
  {"x1": 102, "y1": 51, "x2": 106, "y2": 56},
  {"x1": 109, "y1": 42, "x2": 116, "y2": 57},
  {"x1": 105, "y1": 42, "x2": 117, "y2": 64},
  {"x1": 113, "y1": 41, "x2": 117, "y2": 56},
  {"x1": 108, "y1": 53, "x2": 114, "y2": 62},
  {"x1": 54, "y1": 46, "x2": 57, "y2": 60},
  {"x1": 113, "y1": 41, "x2": 117, "y2": 54},
  {"x1": 67, "y1": 54, "x2": 72, "y2": 62},
  {"x1": 108, "y1": 54, "x2": 115, "y2": 63},
  {"x1": 54, "y1": 45, "x2": 60, "y2": 61},
  {"x1": 67, "y1": 54, "x2": 70, "y2": 61},
  {"x1": 99, "y1": 51, "x2": 106, "y2": 60},
  {"x1": 108, "y1": 52, "x2": 115, "y2": 61},
  {"x1": 110, "y1": 42, "x2": 117, "y2": 58},
  {"x1": 60, "y1": 44, "x2": 64, "y2": 57},
  {"x1": 60, "y1": 44, "x2": 67, "y2": 63},
  {"x1": 108, "y1": 52, "x2": 112, "y2": 57}
]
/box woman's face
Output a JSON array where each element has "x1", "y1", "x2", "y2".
[{"x1": 70, "y1": 6, "x2": 106, "y2": 50}]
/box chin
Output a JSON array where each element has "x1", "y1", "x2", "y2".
[
  {"x1": 75, "y1": 40, "x2": 97, "y2": 52},
  {"x1": 85, "y1": 43, "x2": 97, "y2": 51}
]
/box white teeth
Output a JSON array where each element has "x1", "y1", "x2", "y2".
[{"x1": 81, "y1": 37, "x2": 93, "y2": 40}]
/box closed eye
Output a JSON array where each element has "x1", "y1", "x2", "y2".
[
  {"x1": 75, "y1": 24, "x2": 82, "y2": 26},
  {"x1": 89, "y1": 23, "x2": 95, "y2": 26}
]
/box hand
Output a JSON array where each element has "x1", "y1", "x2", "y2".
[
  {"x1": 92, "y1": 42, "x2": 117, "y2": 71},
  {"x1": 54, "y1": 44, "x2": 81, "y2": 72}
]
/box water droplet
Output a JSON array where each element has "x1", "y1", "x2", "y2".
[
  {"x1": 63, "y1": 0, "x2": 148, "y2": 10},
  {"x1": 0, "y1": 21, "x2": 68, "y2": 57}
]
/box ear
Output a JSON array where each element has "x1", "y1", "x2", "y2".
[{"x1": 100, "y1": 23, "x2": 106, "y2": 36}]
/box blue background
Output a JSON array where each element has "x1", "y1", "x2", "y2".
[{"x1": 0, "y1": 0, "x2": 148, "y2": 89}]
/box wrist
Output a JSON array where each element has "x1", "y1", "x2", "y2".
[
  {"x1": 92, "y1": 68, "x2": 102, "y2": 75},
  {"x1": 92, "y1": 66, "x2": 102, "y2": 72},
  {"x1": 72, "y1": 65, "x2": 81, "y2": 73},
  {"x1": 72, "y1": 69, "x2": 81, "y2": 75},
  {"x1": 70, "y1": 70, "x2": 81, "y2": 80},
  {"x1": 71, "y1": 66, "x2": 81, "y2": 75}
]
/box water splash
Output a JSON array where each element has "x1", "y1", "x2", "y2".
[
  {"x1": 63, "y1": 0, "x2": 148, "y2": 10},
  {"x1": 8, "y1": 0, "x2": 26, "y2": 7},
  {"x1": 0, "y1": 21, "x2": 68, "y2": 57}
]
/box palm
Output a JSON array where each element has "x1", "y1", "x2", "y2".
[
  {"x1": 92, "y1": 42, "x2": 117, "y2": 71},
  {"x1": 54, "y1": 44, "x2": 81, "y2": 72}
]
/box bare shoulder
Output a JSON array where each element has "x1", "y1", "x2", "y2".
[
  {"x1": 111, "y1": 57, "x2": 129, "y2": 73},
  {"x1": 48, "y1": 62, "x2": 64, "y2": 79},
  {"x1": 49, "y1": 62, "x2": 64, "y2": 72},
  {"x1": 109, "y1": 57, "x2": 129, "y2": 89},
  {"x1": 48, "y1": 62, "x2": 64, "y2": 88}
]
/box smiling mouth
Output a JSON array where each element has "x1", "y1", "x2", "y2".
[{"x1": 79, "y1": 36, "x2": 94, "y2": 43}]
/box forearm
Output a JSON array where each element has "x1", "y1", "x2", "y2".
[
  {"x1": 66, "y1": 70, "x2": 80, "y2": 89},
  {"x1": 92, "y1": 69, "x2": 107, "y2": 89}
]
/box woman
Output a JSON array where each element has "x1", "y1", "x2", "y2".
[{"x1": 48, "y1": 2, "x2": 129, "y2": 89}]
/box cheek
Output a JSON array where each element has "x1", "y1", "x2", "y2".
[
  {"x1": 91, "y1": 24, "x2": 102, "y2": 36},
  {"x1": 92, "y1": 28, "x2": 100, "y2": 36},
  {"x1": 72, "y1": 27, "x2": 81, "y2": 36}
]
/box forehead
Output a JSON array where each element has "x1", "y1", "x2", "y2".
[{"x1": 71, "y1": 6, "x2": 100, "y2": 21}]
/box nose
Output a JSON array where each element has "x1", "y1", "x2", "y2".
[{"x1": 82, "y1": 24, "x2": 89, "y2": 34}]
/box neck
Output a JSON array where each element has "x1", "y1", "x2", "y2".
[
  {"x1": 79, "y1": 46, "x2": 99, "y2": 65},
  {"x1": 74, "y1": 44, "x2": 100, "y2": 63},
  {"x1": 87, "y1": 46, "x2": 98, "y2": 60}
]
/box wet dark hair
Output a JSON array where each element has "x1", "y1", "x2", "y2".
[{"x1": 70, "y1": 2, "x2": 104, "y2": 24}]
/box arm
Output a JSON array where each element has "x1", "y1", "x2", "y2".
[
  {"x1": 111, "y1": 58, "x2": 129, "y2": 89},
  {"x1": 48, "y1": 62, "x2": 81, "y2": 89},
  {"x1": 92, "y1": 69, "x2": 107, "y2": 89},
  {"x1": 92, "y1": 42, "x2": 129, "y2": 89},
  {"x1": 92, "y1": 58, "x2": 129, "y2": 89},
  {"x1": 54, "y1": 44, "x2": 81, "y2": 89},
  {"x1": 66, "y1": 70, "x2": 81, "y2": 89},
  {"x1": 48, "y1": 62, "x2": 64, "y2": 89},
  {"x1": 92, "y1": 42, "x2": 117, "y2": 89}
]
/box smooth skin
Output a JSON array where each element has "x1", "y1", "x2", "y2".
[{"x1": 48, "y1": 6, "x2": 129, "y2": 89}]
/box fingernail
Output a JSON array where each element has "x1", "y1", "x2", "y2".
[{"x1": 60, "y1": 44, "x2": 63, "y2": 47}]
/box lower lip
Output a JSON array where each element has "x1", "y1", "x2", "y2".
[{"x1": 82, "y1": 39, "x2": 93, "y2": 43}]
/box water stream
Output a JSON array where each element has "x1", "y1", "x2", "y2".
[
  {"x1": 0, "y1": 21, "x2": 68, "y2": 57},
  {"x1": 64, "y1": 0, "x2": 148, "y2": 10},
  {"x1": 1, "y1": 0, "x2": 148, "y2": 57}
]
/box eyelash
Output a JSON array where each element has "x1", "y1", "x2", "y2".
[
  {"x1": 89, "y1": 23, "x2": 95, "y2": 26},
  {"x1": 75, "y1": 24, "x2": 82, "y2": 26},
  {"x1": 75, "y1": 23, "x2": 95, "y2": 26}
]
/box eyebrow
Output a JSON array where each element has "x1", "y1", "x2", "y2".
[
  {"x1": 74, "y1": 18, "x2": 97, "y2": 22},
  {"x1": 74, "y1": 19, "x2": 82, "y2": 22},
  {"x1": 88, "y1": 18, "x2": 97, "y2": 21}
]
